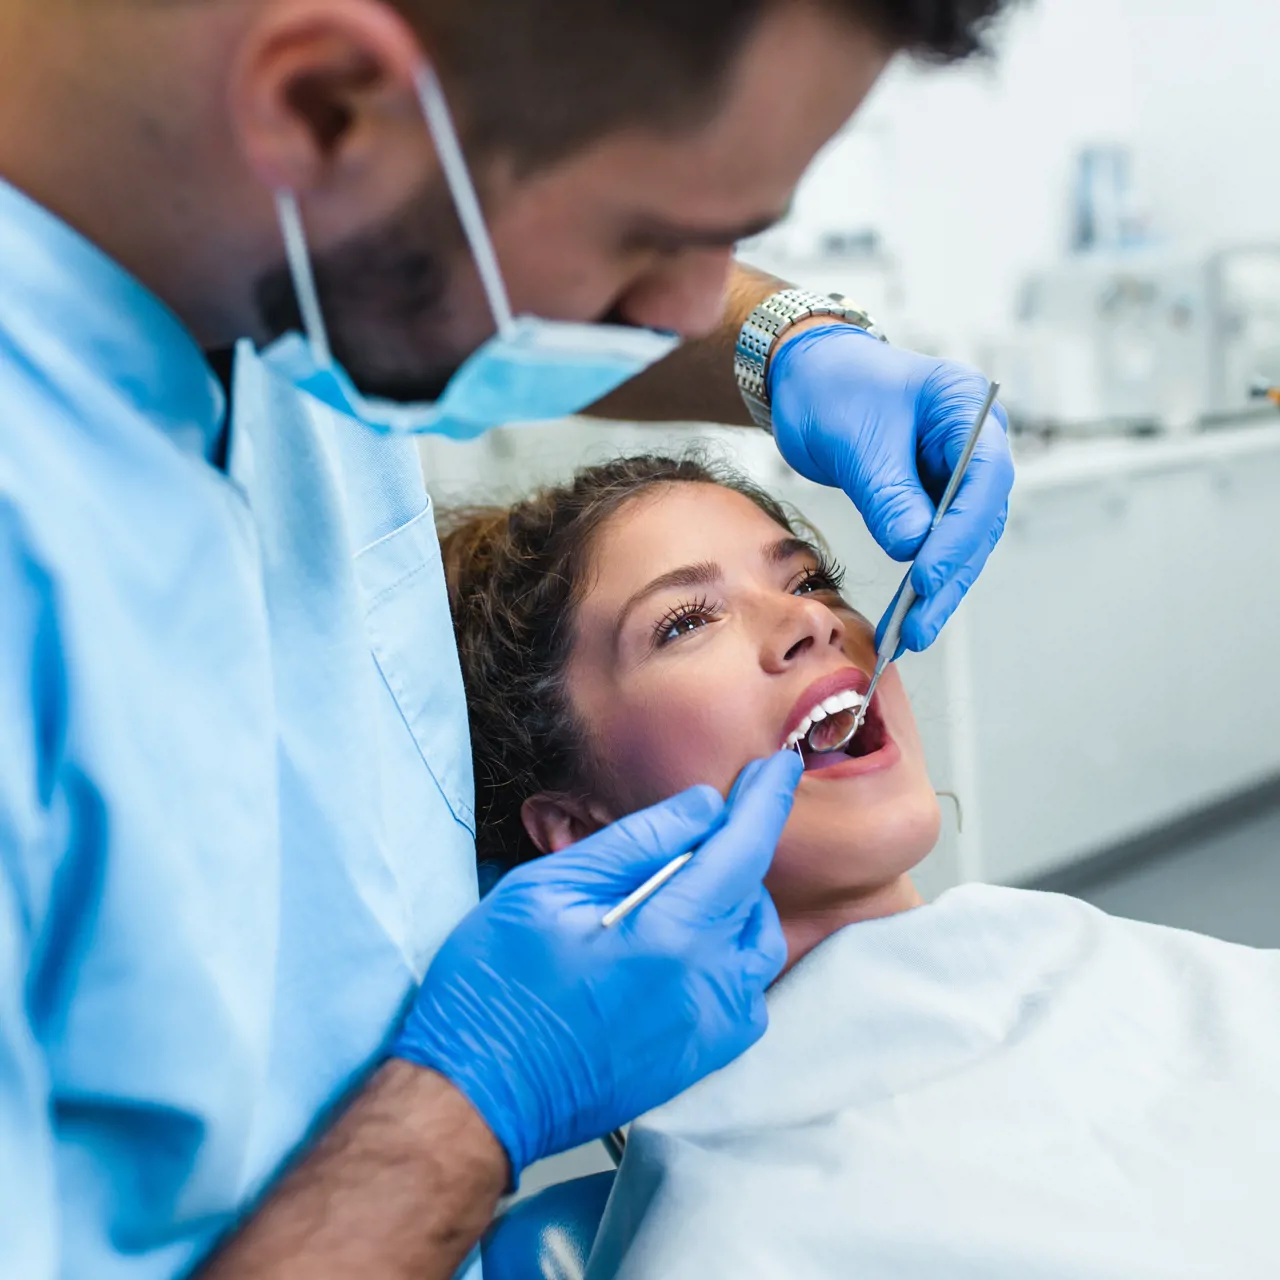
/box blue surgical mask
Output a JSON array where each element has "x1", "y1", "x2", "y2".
[{"x1": 261, "y1": 64, "x2": 680, "y2": 438}]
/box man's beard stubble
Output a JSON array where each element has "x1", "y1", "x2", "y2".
[{"x1": 254, "y1": 181, "x2": 473, "y2": 402}]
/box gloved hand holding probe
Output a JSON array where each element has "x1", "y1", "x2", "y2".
[
  {"x1": 768, "y1": 324, "x2": 1015, "y2": 654},
  {"x1": 394, "y1": 751, "x2": 802, "y2": 1178}
]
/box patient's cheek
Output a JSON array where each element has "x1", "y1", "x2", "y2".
[{"x1": 595, "y1": 694, "x2": 750, "y2": 809}]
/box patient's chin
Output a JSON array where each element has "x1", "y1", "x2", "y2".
[
  {"x1": 768, "y1": 791, "x2": 941, "y2": 914},
  {"x1": 872, "y1": 792, "x2": 943, "y2": 861}
]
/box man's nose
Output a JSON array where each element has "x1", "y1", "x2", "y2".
[
  {"x1": 614, "y1": 247, "x2": 735, "y2": 338},
  {"x1": 761, "y1": 595, "x2": 846, "y2": 674}
]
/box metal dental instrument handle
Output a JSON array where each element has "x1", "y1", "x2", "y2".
[
  {"x1": 600, "y1": 851, "x2": 695, "y2": 929},
  {"x1": 812, "y1": 380, "x2": 1002, "y2": 755}
]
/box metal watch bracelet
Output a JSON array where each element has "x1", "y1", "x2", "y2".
[{"x1": 733, "y1": 287, "x2": 888, "y2": 432}]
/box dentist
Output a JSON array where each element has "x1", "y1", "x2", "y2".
[{"x1": 0, "y1": 1, "x2": 1014, "y2": 1277}]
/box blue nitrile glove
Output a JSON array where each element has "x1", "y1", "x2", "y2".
[
  {"x1": 393, "y1": 751, "x2": 802, "y2": 1178},
  {"x1": 768, "y1": 324, "x2": 1015, "y2": 653}
]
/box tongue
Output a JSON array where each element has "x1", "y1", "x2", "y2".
[{"x1": 805, "y1": 749, "x2": 853, "y2": 772}]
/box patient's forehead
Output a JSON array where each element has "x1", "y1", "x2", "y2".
[{"x1": 583, "y1": 481, "x2": 792, "y2": 607}]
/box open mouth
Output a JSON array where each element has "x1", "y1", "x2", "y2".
[
  {"x1": 780, "y1": 670, "x2": 896, "y2": 774},
  {"x1": 799, "y1": 698, "x2": 889, "y2": 770}
]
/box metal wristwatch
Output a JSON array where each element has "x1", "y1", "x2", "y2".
[{"x1": 734, "y1": 287, "x2": 888, "y2": 432}]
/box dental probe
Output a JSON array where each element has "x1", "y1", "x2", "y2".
[
  {"x1": 600, "y1": 852, "x2": 695, "y2": 929},
  {"x1": 810, "y1": 380, "x2": 1001, "y2": 755}
]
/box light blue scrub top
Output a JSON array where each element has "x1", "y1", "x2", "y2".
[{"x1": 0, "y1": 177, "x2": 481, "y2": 1277}]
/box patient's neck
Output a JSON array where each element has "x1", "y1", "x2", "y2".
[{"x1": 779, "y1": 875, "x2": 923, "y2": 974}]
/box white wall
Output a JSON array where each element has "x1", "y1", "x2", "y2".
[{"x1": 761, "y1": 0, "x2": 1280, "y2": 357}]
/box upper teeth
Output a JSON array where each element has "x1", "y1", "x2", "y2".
[{"x1": 785, "y1": 689, "x2": 866, "y2": 750}]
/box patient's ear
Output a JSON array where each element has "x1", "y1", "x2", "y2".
[{"x1": 521, "y1": 793, "x2": 611, "y2": 854}]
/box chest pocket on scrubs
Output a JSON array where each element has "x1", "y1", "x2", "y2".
[{"x1": 355, "y1": 503, "x2": 476, "y2": 836}]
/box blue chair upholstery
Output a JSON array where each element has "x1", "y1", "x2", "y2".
[{"x1": 482, "y1": 1170, "x2": 616, "y2": 1280}]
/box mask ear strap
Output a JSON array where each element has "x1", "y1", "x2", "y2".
[
  {"x1": 414, "y1": 62, "x2": 515, "y2": 338},
  {"x1": 275, "y1": 190, "x2": 334, "y2": 367}
]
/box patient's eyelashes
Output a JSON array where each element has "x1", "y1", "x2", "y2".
[
  {"x1": 653, "y1": 595, "x2": 722, "y2": 647},
  {"x1": 791, "y1": 553, "x2": 847, "y2": 599}
]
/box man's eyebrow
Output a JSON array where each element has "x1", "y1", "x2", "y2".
[
  {"x1": 626, "y1": 204, "x2": 791, "y2": 251},
  {"x1": 764, "y1": 536, "x2": 821, "y2": 566},
  {"x1": 614, "y1": 560, "x2": 722, "y2": 639}
]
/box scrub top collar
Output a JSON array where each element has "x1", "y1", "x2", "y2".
[{"x1": 0, "y1": 175, "x2": 226, "y2": 461}]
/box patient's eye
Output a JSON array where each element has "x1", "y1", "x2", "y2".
[
  {"x1": 653, "y1": 596, "x2": 722, "y2": 647},
  {"x1": 792, "y1": 553, "x2": 847, "y2": 598}
]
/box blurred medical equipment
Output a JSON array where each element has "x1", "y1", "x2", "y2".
[
  {"x1": 1251, "y1": 375, "x2": 1280, "y2": 408},
  {"x1": 811, "y1": 381, "x2": 1001, "y2": 754},
  {"x1": 1003, "y1": 246, "x2": 1280, "y2": 434},
  {"x1": 1071, "y1": 146, "x2": 1150, "y2": 255}
]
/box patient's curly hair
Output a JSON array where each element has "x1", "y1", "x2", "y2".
[{"x1": 439, "y1": 454, "x2": 803, "y2": 880}]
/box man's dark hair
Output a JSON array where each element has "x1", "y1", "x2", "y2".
[{"x1": 405, "y1": 0, "x2": 1012, "y2": 172}]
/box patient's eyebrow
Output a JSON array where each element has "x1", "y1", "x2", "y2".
[
  {"x1": 764, "y1": 536, "x2": 821, "y2": 566},
  {"x1": 614, "y1": 560, "x2": 722, "y2": 639}
]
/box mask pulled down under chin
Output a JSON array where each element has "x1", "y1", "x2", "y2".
[{"x1": 260, "y1": 316, "x2": 680, "y2": 439}]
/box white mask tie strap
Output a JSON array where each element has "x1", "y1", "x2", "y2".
[
  {"x1": 275, "y1": 190, "x2": 333, "y2": 368},
  {"x1": 414, "y1": 62, "x2": 515, "y2": 338}
]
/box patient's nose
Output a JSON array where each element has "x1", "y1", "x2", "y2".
[{"x1": 761, "y1": 595, "x2": 845, "y2": 673}]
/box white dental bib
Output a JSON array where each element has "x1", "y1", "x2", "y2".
[{"x1": 587, "y1": 885, "x2": 1280, "y2": 1279}]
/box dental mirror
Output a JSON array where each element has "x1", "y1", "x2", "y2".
[{"x1": 804, "y1": 705, "x2": 864, "y2": 756}]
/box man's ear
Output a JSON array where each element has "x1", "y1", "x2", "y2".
[
  {"x1": 229, "y1": 0, "x2": 428, "y2": 199},
  {"x1": 521, "y1": 793, "x2": 611, "y2": 854}
]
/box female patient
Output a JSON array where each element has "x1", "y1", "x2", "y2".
[{"x1": 441, "y1": 454, "x2": 1280, "y2": 1279}]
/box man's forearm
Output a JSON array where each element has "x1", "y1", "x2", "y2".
[
  {"x1": 589, "y1": 261, "x2": 786, "y2": 426},
  {"x1": 200, "y1": 1062, "x2": 507, "y2": 1280}
]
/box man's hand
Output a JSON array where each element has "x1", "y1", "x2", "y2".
[
  {"x1": 394, "y1": 751, "x2": 802, "y2": 1179},
  {"x1": 768, "y1": 324, "x2": 1015, "y2": 653}
]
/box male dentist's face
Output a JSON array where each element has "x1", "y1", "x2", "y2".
[{"x1": 251, "y1": 2, "x2": 889, "y2": 403}]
